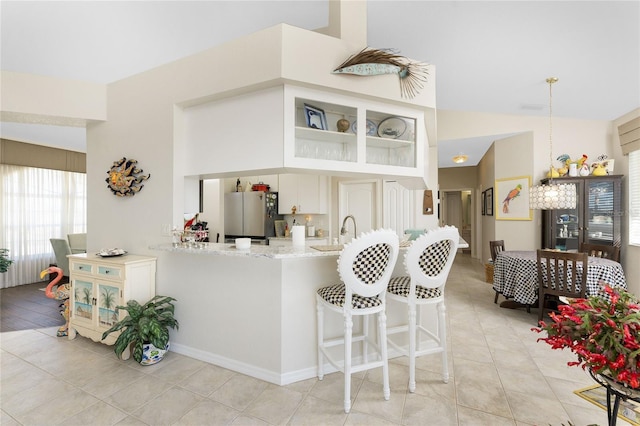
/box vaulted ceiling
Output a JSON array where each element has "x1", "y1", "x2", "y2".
[{"x1": 1, "y1": 1, "x2": 638, "y2": 168}]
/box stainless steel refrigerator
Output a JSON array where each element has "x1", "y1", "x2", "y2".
[{"x1": 224, "y1": 192, "x2": 282, "y2": 241}]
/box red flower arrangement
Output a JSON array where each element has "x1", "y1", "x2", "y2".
[{"x1": 532, "y1": 285, "x2": 640, "y2": 389}]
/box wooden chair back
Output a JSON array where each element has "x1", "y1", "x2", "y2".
[
  {"x1": 489, "y1": 240, "x2": 506, "y2": 304},
  {"x1": 579, "y1": 243, "x2": 620, "y2": 262},
  {"x1": 536, "y1": 249, "x2": 588, "y2": 321},
  {"x1": 489, "y1": 240, "x2": 505, "y2": 262}
]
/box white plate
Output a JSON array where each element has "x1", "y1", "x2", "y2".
[
  {"x1": 351, "y1": 119, "x2": 377, "y2": 136},
  {"x1": 97, "y1": 248, "x2": 127, "y2": 257},
  {"x1": 377, "y1": 117, "x2": 407, "y2": 139}
]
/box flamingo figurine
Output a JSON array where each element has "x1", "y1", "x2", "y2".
[{"x1": 40, "y1": 266, "x2": 71, "y2": 337}]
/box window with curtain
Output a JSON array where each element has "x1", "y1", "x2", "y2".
[
  {"x1": 0, "y1": 164, "x2": 86, "y2": 288},
  {"x1": 630, "y1": 150, "x2": 640, "y2": 246}
]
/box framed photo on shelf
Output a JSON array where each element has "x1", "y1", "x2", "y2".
[
  {"x1": 481, "y1": 190, "x2": 486, "y2": 216},
  {"x1": 495, "y1": 176, "x2": 532, "y2": 221},
  {"x1": 304, "y1": 104, "x2": 328, "y2": 130},
  {"x1": 485, "y1": 187, "x2": 493, "y2": 216}
]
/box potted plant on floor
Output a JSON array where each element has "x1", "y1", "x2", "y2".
[
  {"x1": 0, "y1": 248, "x2": 13, "y2": 273},
  {"x1": 101, "y1": 295, "x2": 179, "y2": 365},
  {"x1": 532, "y1": 284, "x2": 639, "y2": 390}
]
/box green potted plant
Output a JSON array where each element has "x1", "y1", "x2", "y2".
[
  {"x1": 0, "y1": 248, "x2": 13, "y2": 273},
  {"x1": 101, "y1": 295, "x2": 179, "y2": 365}
]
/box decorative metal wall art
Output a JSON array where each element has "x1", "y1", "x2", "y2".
[
  {"x1": 332, "y1": 47, "x2": 429, "y2": 99},
  {"x1": 106, "y1": 157, "x2": 150, "y2": 197}
]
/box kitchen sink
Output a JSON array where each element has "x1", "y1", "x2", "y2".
[{"x1": 310, "y1": 244, "x2": 344, "y2": 252}]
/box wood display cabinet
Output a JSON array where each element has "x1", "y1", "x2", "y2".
[
  {"x1": 541, "y1": 175, "x2": 623, "y2": 251},
  {"x1": 68, "y1": 253, "x2": 156, "y2": 358}
]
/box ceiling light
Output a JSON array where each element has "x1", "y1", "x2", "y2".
[
  {"x1": 529, "y1": 77, "x2": 577, "y2": 210},
  {"x1": 452, "y1": 154, "x2": 468, "y2": 164}
]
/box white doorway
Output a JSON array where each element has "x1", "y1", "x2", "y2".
[
  {"x1": 338, "y1": 180, "x2": 381, "y2": 242},
  {"x1": 382, "y1": 180, "x2": 415, "y2": 237},
  {"x1": 442, "y1": 190, "x2": 473, "y2": 253}
]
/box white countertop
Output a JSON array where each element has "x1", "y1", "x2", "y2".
[
  {"x1": 150, "y1": 242, "x2": 341, "y2": 259},
  {"x1": 268, "y1": 236, "x2": 327, "y2": 241},
  {"x1": 151, "y1": 236, "x2": 468, "y2": 259}
]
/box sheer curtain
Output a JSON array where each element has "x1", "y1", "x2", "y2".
[{"x1": 0, "y1": 164, "x2": 86, "y2": 288}]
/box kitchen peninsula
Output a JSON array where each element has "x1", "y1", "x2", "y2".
[{"x1": 151, "y1": 238, "x2": 467, "y2": 385}]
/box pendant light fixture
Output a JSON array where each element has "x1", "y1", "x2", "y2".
[{"x1": 529, "y1": 77, "x2": 577, "y2": 210}]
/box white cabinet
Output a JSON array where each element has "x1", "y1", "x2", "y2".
[
  {"x1": 68, "y1": 254, "x2": 156, "y2": 358},
  {"x1": 278, "y1": 174, "x2": 328, "y2": 214},
  {"x1": 284, "y1": 85, "x2": 426, "y2": 179},
  {"x1": 183, "y1": 85, "x2": 429, "y2": 183}
]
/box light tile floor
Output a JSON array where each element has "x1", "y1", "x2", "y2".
[{"x1": 1, "y1": 254, "x2": 629, "y2": 425}]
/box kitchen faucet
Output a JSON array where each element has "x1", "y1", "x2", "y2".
[{"x1": 340, "y1": 215, "x2": 357, "y2": 239}]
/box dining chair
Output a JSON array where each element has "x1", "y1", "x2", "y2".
[
  {"x1": 490, "y1": 240, "x2": 505, "y2": 303},
  {"x1": 49, "y1": 238, "x2": 72, "y2": 278},
  {"x1": 386, "y1": 226, "x2": 459, "y2": 392},
  {"x1": 579, "y1": 242, "x2": 620, "y2": 262},
  {"x1": 316, "y1": 229, "x2": 399, "y2": 413},
  {"x1": 537, "y1": 249, "x2": 588, "y2": 322},
  {"x1": 67, "y1": 233, "x2": 87, "y2": 254}
]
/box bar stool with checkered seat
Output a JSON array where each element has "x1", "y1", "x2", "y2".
[
  {"x1": 316, "y1": 229, "x2": 400, "y2": 414},
  {"x1": 386, "y1": 226, "x2": 459, "y2": 392}
]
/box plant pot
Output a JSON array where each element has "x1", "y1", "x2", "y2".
[{"x1": 140, "y1": 342, "x2": 170, "y2": 365}]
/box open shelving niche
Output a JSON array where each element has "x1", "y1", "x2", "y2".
[{"x1": 292, "y1": 93, "x2": 419, "y2": 170}]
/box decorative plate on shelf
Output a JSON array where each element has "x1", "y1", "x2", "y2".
[
  {"x1": 351, "y1": 119, "x2": 378, "y2": 136},
  {"x1": 97, "y1": 248, "x2": 127, "y2": 257},
  {"x1": 377, "y1": 117, "x2": 407, "y2": 139}
]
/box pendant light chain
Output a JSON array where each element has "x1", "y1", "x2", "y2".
[{"x1": 547, "y1": 77, "x2": 558, "y2": 180}]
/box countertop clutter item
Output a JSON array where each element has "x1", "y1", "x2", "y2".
[
  {"x1": 291, "y1": 226, "x2": 305, "y2": 246},
  {"x1": 235, "y1": 238, "x2": 251, "y2": 250}
]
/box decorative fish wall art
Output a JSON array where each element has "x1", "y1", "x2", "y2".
[{"x1": 332, "y1": 47, "x2": 429, "y2": 99}]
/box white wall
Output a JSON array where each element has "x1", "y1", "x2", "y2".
[{"x1": 1, "y1": 71, "x2": 106, "y2": 123}]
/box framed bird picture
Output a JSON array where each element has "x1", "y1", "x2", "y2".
[{"x1": 495, "y1": 176, "x2": 532, "y2": 221}]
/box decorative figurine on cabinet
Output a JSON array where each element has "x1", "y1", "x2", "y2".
[{"x1": 579, "y1": 163, "x2": 590, "y2": 176}]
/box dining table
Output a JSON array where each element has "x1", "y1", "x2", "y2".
[{"x1": 492, "y1": 250, "x2": 627, "y2": 307}]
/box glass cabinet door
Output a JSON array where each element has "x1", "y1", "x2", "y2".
[
  {"x1": 73, "y1": 279, "x2": 94, "y2": 323},
  {"x1": 585, "y1": 179, "x2": 616, "y2": 245},
  {"x1": 552, "y1": 206, "x2": 581, "y2": 251},
  {"x1": 97, "y1": 283, "x2": 121, "y2": 329}
]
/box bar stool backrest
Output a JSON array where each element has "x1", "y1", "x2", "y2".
[
  {"x1": 337, "y1": 229, "x2": 400, "y2": 301},
  {"x1": 405, "y1": 226, "x2": 459, "y2": 290}
]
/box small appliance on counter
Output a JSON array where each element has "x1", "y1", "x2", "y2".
[
  {"x1": 224, "y1": 191, "x2": 282, "y2": 243},
  {"x1": 251, "y1": 182, "x2": 270, "y2": 192}
]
